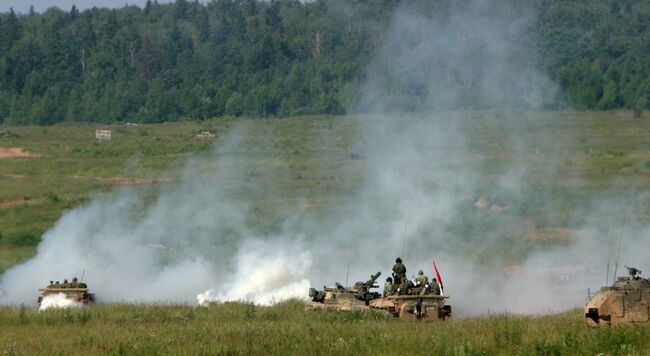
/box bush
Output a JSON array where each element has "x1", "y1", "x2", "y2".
[
  {"x1": 47, "y1": 192, "x2": 60, "y2": 203},
  {"x1": 4, "y1": 233, "x2": 41, "y2": 246}
]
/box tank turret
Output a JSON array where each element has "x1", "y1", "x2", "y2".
[
  {"x1": 37, "y1": 279, "x2": 95, "y2": 307},
  {"x1": 306, "y1": 272, "x2": 382, "y2": 311},
  {"x1": 585, "y1": 266, "x2": 650, "y2": 326}
]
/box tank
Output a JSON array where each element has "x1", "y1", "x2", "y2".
[
  {"x1": 306, "y1": 272, "x2": 382, "y2": 311},
  {"x1": 585, "y1": 266, "x2": 650, "y2": 326},
  {"x1": 37, "y1": 285, "x2": 95, "y2": 306},
  {"x1": 369, "y1": 285, "x2": 452, "y2": 320}
]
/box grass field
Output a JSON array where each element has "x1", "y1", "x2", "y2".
[
  {"x1": 0, "y1": 302, "x2": 648, "y2": 355},
  {"x1": 1, "y1": 111, "x2": 650, "y2": 271},
  {"x1": 2, "y1": 111, "x2": 650, "y2": 353}
]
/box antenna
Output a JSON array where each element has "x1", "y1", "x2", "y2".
[
  {"x1": 605, "y1": 218, "x2": 615, "y2": 285},
  {"x1": 401, "y1": 222, "x2": 408, "y2": 258},
  {"x1": 80, "y1": 228, "x2": 97, "y2": 283},
  {"x1": 613, "y1": 195, "x2": 632, "y2": 281},
  {"x1": 345, "y1": 246, "x2": 352, "y2": 288}
]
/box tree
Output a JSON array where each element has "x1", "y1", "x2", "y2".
[
  {"x1": 70, "y1": 5, "x2": 79, "y2": 20},
  {"x1": 144, "y1": 0, "x2": 153, "y2": 15},
  {"x1": 136, "y1": 34, "x2": 159, "y2": 80},
  {"x1": 3, "y1": 8, "x2": 20, "y2": 50},
  {"x1": 225, "y1": 93, "x2": 244, "y2": 116}
]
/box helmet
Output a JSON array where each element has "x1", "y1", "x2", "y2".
[
  {"x1": 386, "y1": 277, "x2": 393, "y2": 282},
  {"x1": 395, "y1": 257, "x2": 402, "y2": 263},
  {"x1": 418, "y1": 270, "x2": 424, "y2": 275},
  {"x1": 72, "y1": 277, "x2": 78, "y2": 282}
]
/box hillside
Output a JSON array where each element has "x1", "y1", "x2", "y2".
[{"x1": 1, "y1": 111, "x2": 649, "y2": 274}]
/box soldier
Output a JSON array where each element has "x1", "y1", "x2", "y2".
[
  {"x1": 53, "y1": 281, "x2": 61, "y2": 288},
  {"x1": 415, "y1": 270, "x2": 429, "y2": 287},
  {"x1": 392, "y1": 257, "x2": 407, "y2": 284},
  {"x1": 397, "y1": 277, "x2": 409, "y2": 295},
  {"x1": 70, "y1": 277, "x2": 79, "y2": 288},
  {"x1": 47, "y1": 281, "x2": 54, "y2": 288},
  {"x1": 62, "y1": 279, "x2": 69, "y2": 288},
  {"x1": 626, "y1": 266, "x2": 642, "y2": 280},
  {"x1": 431, "y1": 278, "x2": 441, "y2": 295},
  {"x1": 383, "y1": 277, "x2": 395, "y2": 297}
]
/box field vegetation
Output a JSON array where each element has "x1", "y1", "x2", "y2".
[
  {"x1": 1, "y1": 112, "x2": 650, "y2": 352},
  {"x1": 0, "y1": 302, "x2": 649, "y2": 355},
  {"x1": 2, "y1": 111, "x2": 650, "y2": 272}
]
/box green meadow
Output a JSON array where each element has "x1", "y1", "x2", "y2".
[
  {"x1": 0, "y1": 302, "x2": 648, "y2": 355},
  {"x1": 2, "y1": 111, "x2": 650, "y2": 271},
  {"x1": 1, "y1": 111, "x2": 650, "y2": 353}
]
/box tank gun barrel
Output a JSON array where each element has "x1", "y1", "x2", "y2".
[
  {"x1": 366, "y1": 272, "x2": 381, "y2": 286},
  {"x1": 624, "y1": 266, "x2": 642, "y2": 277}
]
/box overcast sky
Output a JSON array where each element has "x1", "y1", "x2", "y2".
[{"x1": 0, "y1": 1, "x2": 182, "y2": 14}]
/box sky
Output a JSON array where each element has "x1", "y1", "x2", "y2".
[{"x1": 0, "y1": 0, "x2": 178, "y2": 14}]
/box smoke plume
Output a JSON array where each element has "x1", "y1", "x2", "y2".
[
  {"x1": 1, "y1": 1, "x2": 647, "y2": 316},
  {"x1": 39, "y1": 293, "x2": 84, "y2": 311}
]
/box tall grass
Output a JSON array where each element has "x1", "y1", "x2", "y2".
[{"x1": 0, "y1": 303, "x2": 648, "y2": 354}]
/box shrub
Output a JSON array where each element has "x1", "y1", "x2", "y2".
[
  {"x1": 4, "y1": 233, "x2": 40, "y2": 246},
  {"x1": 47, "y1": 192, "x2": 60, "y2": 203}
]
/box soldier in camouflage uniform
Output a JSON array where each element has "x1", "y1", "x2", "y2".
[
  {"x1": 62, "y1": 279, "x2": 69, "y2": 288},
  {"x1": 431, "y1": 278, "x2": 441, "y2": 295},
  {"x1": 415, "y1": 270, "x2": 429, "y2": 287},
  {"x1": 383, "y1": 277, "x2": 396, "y2": 297},
  {"x1": 392, "y1": 257, "x2": 407, "y2": 284},
  {"x1": 70, "y1": 277, "x2": 79, "y2": 288},
  {"x1": 397, "y1": 277, "x2": 409, "y2": 295}
]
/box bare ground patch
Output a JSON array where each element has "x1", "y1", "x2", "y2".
[
  {"x1": 99, "y1": 176, "x2": 173, "y2": 185},
  {"x1": 1, "y1": 174, "x2": 26, "y2": 179},
  {"x1": 526, "y1": 228, "x2": 572, "y2": 242},
  {"x1": 0, "y1": 195, "x2": 43, "y2": 209},
  {"x1": 0, "y1": 147, "x2": 40, "y2": 159}
]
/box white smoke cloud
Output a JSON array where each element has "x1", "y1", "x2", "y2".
[
  {"x1": 197, "y1": 239, "x2": 312, "y2": 306},
  {"x1": 39, "y1": 293, "x2": 84, "y2": 311},
  {"x1": 0, "y1": 126, "x2": 311, "y2": 306}
]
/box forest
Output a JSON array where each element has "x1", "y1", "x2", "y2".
[{"x1": 1, "y1": 0, "x2": 649, "y2": 124}]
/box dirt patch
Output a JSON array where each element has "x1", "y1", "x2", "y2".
[
  {"x1": 0, "y1": 148, "x2": 40, "y2": 159},
  {"x1": 526, "y1": 228, "x2": 572, "y2": 242},
  {"x1": 100, "y1": 176, "x2": 172, "y2": 185},
  {"x1": 0, "y1": 195, "x2": 42, "y2": 209},
  {"x1": 1, "y1": 174, "x2": 26, "y2": 179},
  {"x1": 502, "y1": 265, "x2": 523, "y2": 274}
]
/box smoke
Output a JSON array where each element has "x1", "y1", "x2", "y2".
[
  {"x1": 39, "y1": 293, "x2": 84, "y2": 311},
  {"x1": 1, "y1": 0, "x2": 648, "y2": 316},
  {"x1": 197, "y1": 239, "x2": 312, "y2": 306},
  {"x1": 0, "y1": 126, "x2": 312, "y2": 306},
  {"x1": 336, "y1": 0, "x2": 648, "y2": 315}
]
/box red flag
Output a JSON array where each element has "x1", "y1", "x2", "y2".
[{"x1": 433, "y1": 260, "x2": 444, "y2": 295}]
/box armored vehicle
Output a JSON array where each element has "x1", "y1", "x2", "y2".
[
  {"x1": 37, "y1": 287, "x2": 95, "y2": 306},
  {"x1": 369, "y1": 285, "x2": 452, "y2": 320},
  {"x1": 307, "y1": 272, "x2": 382, "y2": 311},
  {"x1": 585, "y1": 266, "x2": 650, "y2": 326}
]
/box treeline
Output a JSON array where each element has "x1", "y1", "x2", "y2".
[{"x1": 0, "y1": 0, "x2": 649, "y2": 124}]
